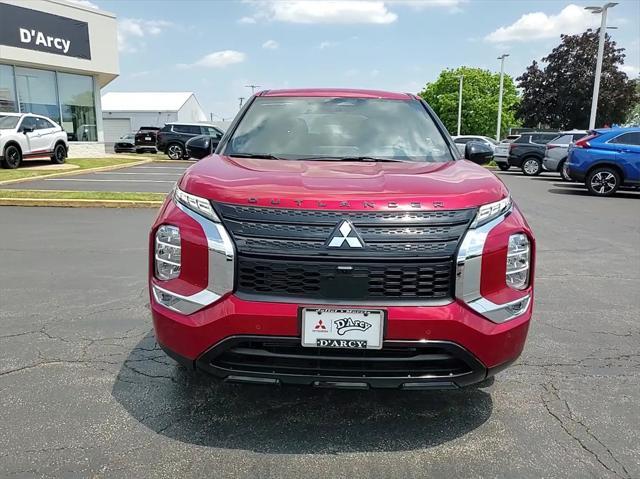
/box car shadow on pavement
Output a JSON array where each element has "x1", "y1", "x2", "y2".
[
  {"x1": 112, "y1": 332, "x2": 493, "y2": 454},
  {"x1": 548, "y1": 187, "x2": 640, "y2": 199}
]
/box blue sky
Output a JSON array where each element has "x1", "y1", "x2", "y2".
[{"x1": 88, "y1": 0, "x2": 640, "y2": 119}]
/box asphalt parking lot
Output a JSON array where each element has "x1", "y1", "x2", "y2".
[
  {"x1": 4, "y1": 161, "x2": 192, "y2": 193},
  {"x1": 0, "y1": 172, "x2": 638, "y2": 478}
]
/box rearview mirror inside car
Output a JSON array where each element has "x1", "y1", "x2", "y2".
[{"x1": 465, "y1": 141, "x2": 493, "y2": 165}]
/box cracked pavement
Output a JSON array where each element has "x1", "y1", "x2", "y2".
[{"x1": 0, "y1": 173, "x2": 638, "y2": 478}]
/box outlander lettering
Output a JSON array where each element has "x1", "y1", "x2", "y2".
[{"x1": 149, "y1": 89, "x2": 535, "y2": 390}]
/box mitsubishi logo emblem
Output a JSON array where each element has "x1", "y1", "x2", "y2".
[{"x1": 326, "y1": 220, "x2": 364, "y2": 249}]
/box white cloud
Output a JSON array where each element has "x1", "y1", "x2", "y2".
[
  {"x1": 242, "y1": 1, "x2": 397, "y2": 24},
  {"x1": 238, "y1": 16, "x2": 257, "y2": 24},
  {"x1": 180, "y1": 50, "x2": 246, "y2": 69},
  {"x1": 67, "y1": 0, "x2": 99, "y2": 9},
  {"x1": 319, "y1": 40, "x2": 339, "y2": 49},
  {"x1": 117, "y1": 18, "x2": 172, "y2": 53},
  {"x1": 388, "y1": 0, "x2": 464, "y2": 13},
  {"x1": 484, "y1": 4, "x2": 599, "y2": 43},
  {"x1": 620, "y1": 64, "x2": 640, "y2": 77},
  {"x1": 262, "y1": 39, "x2": 279, "y2": 50}
]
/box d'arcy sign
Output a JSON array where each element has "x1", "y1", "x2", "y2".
[{"x1": 0, "y1": 3, "x2": 91, "y2": 60}]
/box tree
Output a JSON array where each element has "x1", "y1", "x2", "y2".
[
  {"x1": 419, "y1": 67, "x2": 519, "y2": 138},
  {"x1": 517, "y1": 29, "x2": 638, "y2": 129}
]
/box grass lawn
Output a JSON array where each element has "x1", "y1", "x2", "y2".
[
  {"x1": 0, "y1": 189, "x2": 166, "y2": 202},
  {"x1": 0, "y1": 157, "x2": 144, "y2": 182}
]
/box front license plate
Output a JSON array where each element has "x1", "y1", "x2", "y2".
[
  {"x1": 301, "y1": 308, "x2": 384, "y2": 350},
  {"x1": 145, "y1": 136, "x2": 151, "y2": 141}
]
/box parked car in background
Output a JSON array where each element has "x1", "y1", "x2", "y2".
[
  {"x1": 113, "y1": 133, "x2": 136, "y2": 153},
  {"x1": 135, "y1": 126, "x2": 161, "y2": 153},
  {"x1": 542, "y1": 130, "x2": 588, "y2": 181},
  {"x1": 494, "y1": 135, "x2": 520, "y2": 170},
  {"x1": 0, "y1": 113, "x2": 68, "y2": 169},
  {"x1": 185, "y1": 134, "x2": 222, "y2": 160},
  {"x1": 452, "y1": 135, "x2": 497, "y2": 156},
  {"x1": 507, "y1": 132, "x2": 559, "y2": 175},
  {"x1": 566, "y1": 128, "x2": 640, "y2": 196},
  {"x1": 156, "y1": 122, "x2": 224, "y2": 160}
]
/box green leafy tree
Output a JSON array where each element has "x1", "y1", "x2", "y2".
[
  {"x1": 517, "y1": 30, "x2": 638, "y2": 129},
  {"x1": 419, "y1": 67, "x2": 520, "y2": 138}
]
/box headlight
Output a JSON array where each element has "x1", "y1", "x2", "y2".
[
  {"x1": 174, "y1": 186, "x2": 220, "y2": 222},
  {"x1": 155, "y1": 225, "x2": 181, "y2": 280},
  {"x1": 506, "y1": 233, "x2": 530, "y2": 290},
  {"x1": 471, "y1": 196, "x2": 511, "y2": 228}
]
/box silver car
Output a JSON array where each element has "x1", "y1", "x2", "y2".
[
  {"x1": 542, "y1": 130, "x2": 587, "y2": 180},
  {"x1": 494, "y1": 135, "x2": 520, "y2": 170},
  {"x1": 452, "y1": 135, "x2": 497, "y2": 156}
]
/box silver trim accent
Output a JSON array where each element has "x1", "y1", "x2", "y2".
[
  {"x1": 152, "y1": 202, "x2": 235, "y2": 315},
  {"x1": 456, "y1": 212, "x2": 530, "y2": 323}
]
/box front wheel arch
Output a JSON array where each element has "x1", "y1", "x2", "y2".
[{"x1": 585, "y1": 162, "x2": 625, "y2": 184}]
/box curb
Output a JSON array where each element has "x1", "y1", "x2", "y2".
[
  {"x1": 0, "y1": 197, "x2": 163, "y2": 208},
  {"x1": 0, "y1": 159, "x2": 154, "y2": 186}
]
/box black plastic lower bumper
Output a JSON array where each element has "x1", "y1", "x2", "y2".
[{"x1": 186, "y1": 336, "x2": 490, "y2": 390}]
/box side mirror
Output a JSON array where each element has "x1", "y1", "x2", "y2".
[
  {"x1": 22, "y1": 126, "x2": 34, "y2": 134},
  {"x1": 465, "y1": 141, "x2": 493, "y2": 165}
]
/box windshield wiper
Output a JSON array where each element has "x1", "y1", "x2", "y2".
[
  {"x1": 228, "y1": 153, "x2": 287, "y2": 160},
  {"x1": 297, "y1": 156, "x2": 408, "y2": 163}
]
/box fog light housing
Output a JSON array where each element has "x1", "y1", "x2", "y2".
[
  {"x1": 155, "y1": 225, "x2": 181, "y2": 280},
  {"x1": 506, "y1": 233, "x2": 530, "y2": 290}
]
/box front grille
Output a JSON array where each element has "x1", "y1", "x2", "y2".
[
  {"x1": 215, "y1": 202, "x2": 475, "y2": 301},
  {"x1": 207, "y1": 339, "x2": 474, "y2": 379},
  {"x1": 237, "y1": 257, "x2": 452, "y2": 300}
]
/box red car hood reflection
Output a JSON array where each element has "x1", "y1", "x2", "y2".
[{"x1": 179, "y1": 155, "x2": 508, "y2": 211}]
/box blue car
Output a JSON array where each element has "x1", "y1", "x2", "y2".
[{"x1": 566, "y1": 128, "x2": 640, "y2": 196}]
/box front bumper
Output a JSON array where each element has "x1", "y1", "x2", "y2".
[
  {"x1": 152, "y1": 293, "x2": 531, "y2": 389},
  {"x1": 494, "y1": 155, "x2": 508, "y2": 164}
]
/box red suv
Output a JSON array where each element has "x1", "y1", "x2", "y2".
[{"x1": 149, "y1": 89, "x2": 535, "y2": 390}]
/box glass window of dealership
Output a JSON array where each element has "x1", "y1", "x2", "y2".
[{"x1": 0, "y1": 63, "x2": 97, "y2": 141}]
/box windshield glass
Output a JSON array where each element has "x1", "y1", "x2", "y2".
[
  {"x1": 0, "y1": 115, "x2": 20, "y2": 129},
  {"x1": 225, "y1": 97, "x2": 454, "y2": 162}
]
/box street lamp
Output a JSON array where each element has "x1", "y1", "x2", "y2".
[
  {"x1": 585, "y1": 2, "x2": 618, "y2": 129},
  {"x1": 496, "y1": 53, "x2": 509, "y2": 141},
  {"x1": 457, "y1": 75, "x2": 464, "y2": 136}
]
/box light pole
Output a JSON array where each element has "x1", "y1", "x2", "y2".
[
  {"x1": 585, "y1": 3, "x2": 618, "y2": 129},
  {"x1": 457, "y1": 75, "x2": 463, "y2": 136},
  {"x1": 496, "y1": 53, "x2": 509, "y2": 141}
]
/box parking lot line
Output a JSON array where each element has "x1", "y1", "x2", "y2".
[
  {"x1": 45, "y1": 178, "x2": 176, "y2": 183},
  {"x1": 93, "y1": 172, "x2": 184, "y2": 176},
  {"x1": 129, "y1": 166, "x2": 190, "y2": 170}
]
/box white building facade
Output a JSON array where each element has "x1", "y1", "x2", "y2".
[
  {"x1": 101, "y1": 92, "x2": 207, "y2": 143},
  {"x1": 0, "y1": 0, "x2": 119, "y2": 157}
]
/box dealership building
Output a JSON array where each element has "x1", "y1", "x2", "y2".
[{"x1": 0, "y1": 0, "x2": 118, "y2": 156}]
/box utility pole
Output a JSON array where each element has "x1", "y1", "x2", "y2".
[
  {"x1": 496, "y1": 53, "x2": 509, "y2": 142},
  {"x1": 245, "y1": 84, "x2": 261, "y2": 95},
  {"x1": 585, "y1": 3, "x2": 618, "y2": 129},
  {"x1": 457, "y1": 75, "x2": 464, "y2": 136},
  {"x1": 210, "y1": 112, "x2": 213, "y2": 122},
  {"x1": 238, "y1": 97, "x2": 245, "y2": 109}
]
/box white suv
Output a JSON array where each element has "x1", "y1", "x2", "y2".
[{"x1": 0, "y1": 113, "x2": 69, "y2": 169}]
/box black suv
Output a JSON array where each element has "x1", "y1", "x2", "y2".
[
  {"x1": 134, "y1": 126, "x2": 161, "y2": 153},
  {"x1": 156, "y1": 123, "x2": 224, "y2": 159},
  {"x1": 507, "y1": 132, "x2": 559, "y2": 176}
]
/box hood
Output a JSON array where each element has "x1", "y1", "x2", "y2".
[{"x1": 179, "y1": 155, "x2": 508, "y2": 211}]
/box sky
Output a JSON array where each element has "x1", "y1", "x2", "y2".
[{"x1": 80, "y1": 0, "x2": 640, "y2": 120}]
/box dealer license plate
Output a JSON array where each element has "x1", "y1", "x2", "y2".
[
  {"x1": 301, "y1": 308, "x2": 384, "y2": 350},
  {"x1": 145, "y1": 136, "x2": 151, "y2": 141}
]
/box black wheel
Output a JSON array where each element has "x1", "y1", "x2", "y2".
[
  {"x1": 586, "y1": 167, "x2": 620, "y2": 197},
  {"x1": 1, "y1": 144, "x2": 21, "y2": 169},
  {"x1": 559, "y1": 161, "x2": 572, "y2": 182},
  {"x1": 167, "y1": 143, "x2": 184, "y2": 160},
  {"x1": 50, "y1": 144, "x2": 67, "y2": 164},
  {"x1": 522, "y1": 157, "x2": 542, "y2": 176},
  {"x1": 497, "y1": 163, "x2": 510, "y2": 171}
]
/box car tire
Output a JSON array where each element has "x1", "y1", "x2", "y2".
[
  {"x1": 497, "y1": 163, "x2": 510, "y2": 171},
  {"x1": 167, "y1": 143, "x2": 184, "y2": 160},
  {"x1": 50, "y1": 144, "x2": 67, "y2": 164},
  {"x1": 586, "y1": 167, "x2": 620, "y2": 197},
  {"x1": 559, "y1": 161, "x2": 572, "y2": 182},
  {"x1": 1, "y1": 144, "x2": 22, "y2": 169},
  {"x1": 522, "y1": 158, "x2": 542, "y2": 176}
]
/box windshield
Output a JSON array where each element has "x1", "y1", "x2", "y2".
[
  {"x1": 225, "y1": 97, "x2": 455, "y2": 162},
  {"x1": 0, "y1": 116, "x2": 20, "y2": 129}
]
